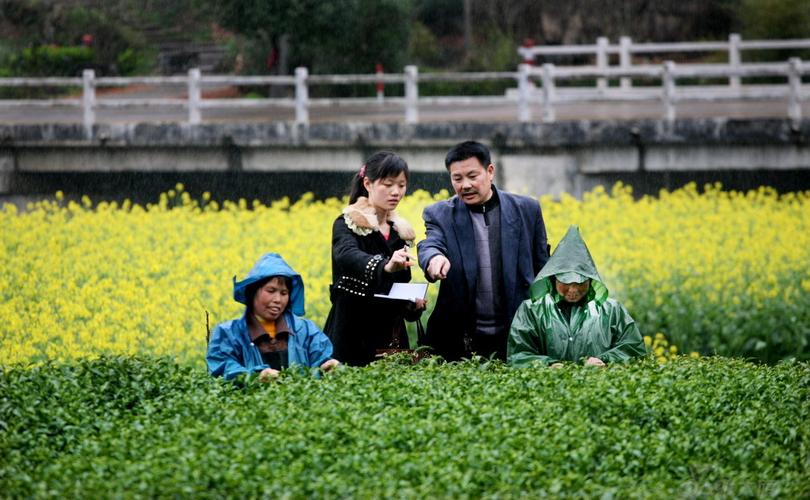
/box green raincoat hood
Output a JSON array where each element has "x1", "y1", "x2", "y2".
[{"x1": 529, "y1": 225, "x2": 609, "y2": 304}]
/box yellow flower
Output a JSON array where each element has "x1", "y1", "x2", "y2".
[{"x1": 1, "y1": 183, "x2": 805, "y2": 364}]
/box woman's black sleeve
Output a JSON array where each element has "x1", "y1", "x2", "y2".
[{"x1": 331, "y1": 217, "x2": 394, "y2": 296}]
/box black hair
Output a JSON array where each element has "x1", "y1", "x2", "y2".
[
  {"x1": 444, "y1": 140, "x2": 491, "y2": 170},
  {"x1": 348, "y1": 151, "x2": 409, "y2": 204},
  {"x1": 245, "y1": 275, "x2": 293, "y2": 311}
]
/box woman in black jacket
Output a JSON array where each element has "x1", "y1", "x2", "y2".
[{"x1": 324, "y1": 151, "x2": 426, "y2": 366}]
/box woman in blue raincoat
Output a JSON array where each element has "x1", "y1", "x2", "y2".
[
  {"x1": 207, "y1": 253, "x2": 339, "y2": 380},
  {"x1": 508, "y1": 226, "x2": 646, "y2": 367}
]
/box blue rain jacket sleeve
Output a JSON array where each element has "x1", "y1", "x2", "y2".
[
  {"x1": 206, "y1": 320, "x2": 268, "y2": 380},
  {"x1": 294, "y1": 316, "x2": 334, "y2": 368}
]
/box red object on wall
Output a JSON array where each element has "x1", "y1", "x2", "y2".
[
  {"x1": 266, "y1": 48, "x2": 279, "y2": 71},
  {"x1": 375, "y1": 63, "x2": 384, "y2": 93},
  {"x1": 522, "y1": 38, "x2": 535, "y2": 65}
]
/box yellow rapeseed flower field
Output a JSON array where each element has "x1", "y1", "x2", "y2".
[{"x1": 1, "y1": 183, "x2": 808, "y2": 365}]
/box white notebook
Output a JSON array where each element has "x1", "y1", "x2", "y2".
[{"x1": 374, "y1": 282, "x2": 429, "y2": 302}]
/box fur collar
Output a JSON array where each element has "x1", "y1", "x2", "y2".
[{"x1": 342, "y1": 197, "x2": 416, "y2": 242}]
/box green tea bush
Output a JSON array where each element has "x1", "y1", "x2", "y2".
[
  {"x1": 1, "y1": 356, "x2": 808, "y2": 498},
  {"x1": 0, "y1": 46, "x2": 92, "y2": 99},
  {"x1": 14, "y1": 46, "x2": 95, "y2": 77}
]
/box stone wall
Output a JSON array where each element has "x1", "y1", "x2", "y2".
[{"x1": 1, "y1": 118, "x2": 808, "y2": 199}]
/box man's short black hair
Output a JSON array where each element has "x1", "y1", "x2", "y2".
[{"x1": 444, "y1": 140, "x2": 491, "y2": 170}]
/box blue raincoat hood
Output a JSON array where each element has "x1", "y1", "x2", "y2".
[{"x1": 232, "y1": 253, "x2": 306, "y2": 316}]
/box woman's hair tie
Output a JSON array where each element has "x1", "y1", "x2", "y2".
[{"x1": 358, "y1": 165, "x2": 367, "y2": 178}]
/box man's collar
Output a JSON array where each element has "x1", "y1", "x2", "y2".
[{"x1": 466, "y1": 186, "x2": 500, "y2": 213}]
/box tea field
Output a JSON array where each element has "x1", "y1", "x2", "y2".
[
  {"x1": 0, "y1": 355, "x2": 807, "y2": 497},
  {"x1": 1, "y1": 184, "x2": 809, "y2": 497}
]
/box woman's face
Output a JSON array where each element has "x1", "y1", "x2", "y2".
[
  {"x1": 364, "y1": 172, "x2": 407, "y2": 212},
  {"x1": 252, "y1": 277, "x2": 290, "y2": 322},
  {"x1": 555, "y1": 279, "x2": 591, "y2": 303}
]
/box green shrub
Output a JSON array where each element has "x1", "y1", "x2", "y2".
[
  {"x1": 0, "y1": 45, "x2": 90, "y2": 98},
  {"x1": 14, "y1": 45, "x2": 95, "y2": 77},
  {"x1": 115, "y1": 47, "x2": 153, "y2": 76},
  {"x1": 740, "y1": 0, "x2": 810, "y2": 61},
  {"x1": 1, "y1": 356, "x2": 807, "y2": 497}
]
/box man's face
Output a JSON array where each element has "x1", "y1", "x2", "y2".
[
  {"x1": 448, "y1": 157, "x2": 494, "y2": 206},
  {"x1": 555, "y1": 279, "x2": 591, "y2": 303}
]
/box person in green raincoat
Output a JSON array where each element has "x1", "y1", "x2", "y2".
[{"x1": 507, "y1": 225, "x2": 646, "y2": 367}]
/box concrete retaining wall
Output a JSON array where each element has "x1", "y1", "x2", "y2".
[{"x1": 1, "y1": 118, "x2": 808, "y2": 198}]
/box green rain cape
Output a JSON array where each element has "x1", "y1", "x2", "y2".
[{"x1": 507, "y1": 225, "x2": 646, "y2": 366}]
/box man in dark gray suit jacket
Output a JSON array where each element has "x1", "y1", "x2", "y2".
[{"x1": 417, "y1": 141, "x2": 550, "y2": 360}]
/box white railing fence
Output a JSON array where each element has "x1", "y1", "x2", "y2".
[
  {"x1": 0, "y1": 45, "x2": 808, "y2": 137},
  {"x1": 526, "y1": 59, "x2": 807, "y2": 124},
  {"x1": 518, "y1": 33, "x2": 810, "y2": 91},
  {"x1": 2, "y1": 62, "x2": 806, "y2": 132}
]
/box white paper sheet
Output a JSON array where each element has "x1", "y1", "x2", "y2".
[{"x1": 373, "y1": 282, "x2": 428, "y2": 302}]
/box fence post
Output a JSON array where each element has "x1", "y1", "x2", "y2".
[
  {"x1": 788, "y1": 57, "x2": 802, "y2": 125},
  {"x1": 188, "y1": 68, "x2": 201, "y2": 125},
  {"x1": 405, "y1": 65, "x2": 419, "y2": 124},
  {"x1": 729, "y1": 33, "x2": 741, "y2": 91},
  {"x1": 663, "y1": 61, "x2": 676, "y2": 123},
  {"x1": 295, "y1": 66, "x2": 309, "y2": 125},
  {"x1": 82, "y1": 69, "x2": 95, "y2": 138},
  {"x1": 597, "y1": 36, "x2": 609, "y2": 93},
  {"x1": 620, "y1": 36, "x2": 632, "y2": 90},
  {"x1": 517, "y1": 63, "x2": 531, "y2": 122},
  {"x1": 541, "y1": 63, "x2": 556, "y2": 123}
]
